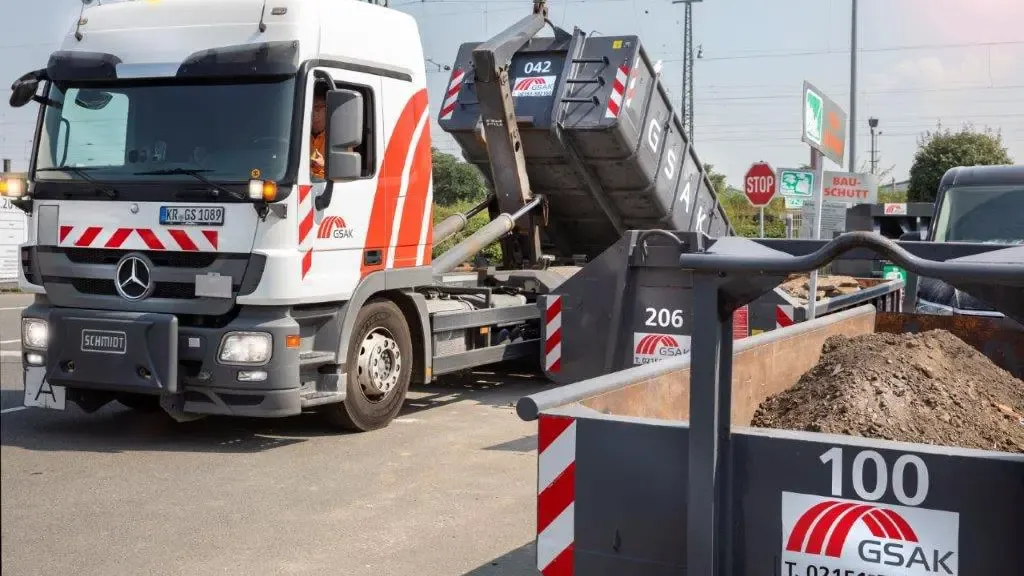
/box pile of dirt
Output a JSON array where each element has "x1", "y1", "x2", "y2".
[
  {"x1": 779, "y1": 274, "x2": 863, "y2": 303},
  {"x1": 751, "y1": 329, "x2": 1024, "y2": 452}
]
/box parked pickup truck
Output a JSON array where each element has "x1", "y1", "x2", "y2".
[{"x1": 905, "y1": 164, "x2": 1024, "y2": 319}]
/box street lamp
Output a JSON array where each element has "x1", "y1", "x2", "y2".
[
  {"x1": 425, "y1": 58, "x2": 451, "y2": 72},
  {"x1": 868, "y1": 117, "x2": 879, "y2": 174}
]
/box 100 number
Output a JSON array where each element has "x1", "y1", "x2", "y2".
[{"x1": 820, "y1": 447, "x2": 929, "y2": 506}]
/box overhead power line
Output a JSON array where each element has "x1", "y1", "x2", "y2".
[{"x1": 657, "y1": 40, "x2": 1024, "y2": 64}]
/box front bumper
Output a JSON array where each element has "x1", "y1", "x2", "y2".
[{"x1": 21, "y1": 300, "x2": 306, "y2": 418}]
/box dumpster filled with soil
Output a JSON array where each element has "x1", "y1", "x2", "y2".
[{"x1": 751, "y1": 329, "x2": 1024, "y2": 452}]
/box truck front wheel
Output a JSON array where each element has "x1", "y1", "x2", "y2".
[{"x1": 325, "y1": 299, "x2": 413, "y2": 432}]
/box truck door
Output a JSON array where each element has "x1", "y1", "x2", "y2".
[{"x1": 298, "y1": 67, "x2": 383, "y2": 299}]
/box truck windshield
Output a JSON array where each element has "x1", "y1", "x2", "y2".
[
  {"x1": 932, "y1": 184, "x2": 1024, "y2": 244},
  {"x1": 34, "y1": 77, "x2": 295, "y2": 186}
]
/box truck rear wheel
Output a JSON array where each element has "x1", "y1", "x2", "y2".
[{"x1": 326, "y1": 300, "x2": 413, "y2": 432}]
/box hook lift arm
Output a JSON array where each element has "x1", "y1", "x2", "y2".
[{"x1": 470, "y1": 0, "x2": 568, "y2": 269}]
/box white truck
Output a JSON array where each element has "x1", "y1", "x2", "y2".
[{"x1": 4, "y1": 0, "x2": 745, "y2": 430}]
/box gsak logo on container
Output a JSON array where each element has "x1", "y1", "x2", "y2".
[
  {"x1": 781, "y1": 492, "x2": 959, "y2": 575},
  {"x1": 633, "y1": 332, "x2": 690, "y2": 365},
  {"x1": 511, "y1": 75, "x2": 557, "y2": 97}
]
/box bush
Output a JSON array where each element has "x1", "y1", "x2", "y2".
[{"x1": 431, "y1": 200, "x2": 501, "y2": 264}]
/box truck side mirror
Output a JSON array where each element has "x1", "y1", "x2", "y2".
[
  {"x1": 324, "y1": 89, "x2": 364, "y2": 182},
  {"x1": 9, "y1": 70, "x2": 44, "y2": 108}
]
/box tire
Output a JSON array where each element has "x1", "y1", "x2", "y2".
[
  {"x1": 117, "y1": 394, "x2": 161, "y2": 412},
  {"x1": 325, "y1": 299, "x2": 413, "y2": 432}
]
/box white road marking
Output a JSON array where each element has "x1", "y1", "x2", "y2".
[
  {"x1": 1, "y1": 339, "x2": 21, "y2": 344},
  {"x1": 0, "y1": 307, "x2": 27, "y2": 311},
  {"x1": 394, "y1": 418, "x2": 420, "y2": 423},
  {"x1": 1, "y1": 406, "x2": 28, "y2": 415},
  {"x1": 1, "y1": 350, "x2": 22, "y2": 358}
]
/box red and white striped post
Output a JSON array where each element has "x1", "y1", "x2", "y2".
[{"x1": 537, "y1": 413, "x2": 576, "y2": 575}]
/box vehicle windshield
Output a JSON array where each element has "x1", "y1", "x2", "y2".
[
  {"x1": 931, "y1": 184, "x2": 1024, "y2": 244},
  {"x1": 34, "y1": 77, "x2": 295, "y2": 185}
]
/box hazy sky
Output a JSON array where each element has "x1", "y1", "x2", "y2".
[{"x1": 2, "y1": 0, "x2": 1022, "y2": 186}]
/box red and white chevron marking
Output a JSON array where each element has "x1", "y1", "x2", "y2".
[
  {"x1": 776, "y1": 304, "x2": 795, "y2": 329},
  {"x1": 58, "y1": 225, "x2": 218, "y2": 252},
  {"x1": 604, "y1": 64, "x2": 630, "y2": 118},
  {"x1": 622, "y1": 56, "x2": 640, "y2": 110},
  {"x1": 537, "y1": 414, "x2": 575, "y2": 575},
  {"x1": 544, "y1": 296, "x2": 562, "y2": 373},
  {"x1": 297, "y1": 184, "x2": 314, "y2": 280},
  {"x1": 439, "y1": 68, "x2": 465, "y2": 120}
]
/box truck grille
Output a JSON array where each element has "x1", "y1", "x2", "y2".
[
  {"x1": 63, "y1": 248, "x2": 218, "y2": 268},
  {"x1": 28, "y1": 245, "x2": 262, "y2": 315},
  {"x1": 70, "y1": 278, "x2": 201, "y2": 300}
]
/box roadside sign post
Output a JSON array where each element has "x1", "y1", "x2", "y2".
[
  {"x1": 800, "y1": 81, "x2": 847, "y2": 321},
  {"x1": 778, "y1": 168, "x2": 814, "y2": 212},
  {"x1": 800, "y1": 171, "x2": 879, "y2": 240},
  {"x1": 806, "y1": 150, "x2": 825, "y2": 320},
  {"x1": 744, "y1": 162, "x2": 777, "y2": 238},
  {"x1": 883, "y1": 263, "x2": 907, "y2": 284}
]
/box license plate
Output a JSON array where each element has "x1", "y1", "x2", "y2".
[
  {"x1": 81, "y1": 329, "x2": 127, "y2": 354},
  {"x1": 24, "y1": 367, "x2": 66, "y2": 410},
  {"x1": 159, "y1": 205, "x2": 225, "y2": 226}
]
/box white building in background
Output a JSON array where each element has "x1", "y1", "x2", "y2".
[
  {"x1": 1, "y1": 195, "x2": 25, "y2": 281},
  {"x1": 0, "y1": 0, "x2": 83, "y2": 281}
]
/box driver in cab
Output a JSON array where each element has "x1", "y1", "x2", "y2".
[{"x1": 310, "y1": 82, "x2": 328, "y2": 180}]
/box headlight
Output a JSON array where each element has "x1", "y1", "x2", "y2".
[
  {"x1": 218, "y1": 331, "x2": 272, "y2": 365},
  {"x1": 22, "y1": 318, "x2": 48, "y2": 349},
  {"x1": 0, "y1": 175, "x2": 27, "y2": 198}
]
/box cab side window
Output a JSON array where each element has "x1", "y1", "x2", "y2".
[
  {"x1": 307, "y1": 70, "x2": 377, "y2": 181},
  {"x1": 309, "y1": 80, "x2": 329, "y2": 182},
  {"x1": 334, "y1": 81, "x2": 376, "y2": 179}
]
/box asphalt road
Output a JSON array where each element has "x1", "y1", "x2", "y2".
[{"x1": 0, "y1": 292, "x2": 545, "y2": 576}]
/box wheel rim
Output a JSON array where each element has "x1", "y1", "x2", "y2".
[{"x1": 355, "y1": 327, "x2": 402, "y2": 402}]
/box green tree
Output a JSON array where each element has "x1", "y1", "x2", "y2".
[
  {"x1": 430, "y1": 149, "x2": 498, "y2": 264},
  {"x1": 431, "y1": 199, "x2": 501, "y2": 263},
  {"x1": 703, "y1": 163, "x2": 727, "y2": 194},
  {"x1": 432, "y1": 148, "x2": 488, "y2": 206},
  {"x1": 907, "y1": 125, "x2": 1013, "y2": 202},
  {"x1": 704, "y1": 164, "x2": 789, "y2": 238}
]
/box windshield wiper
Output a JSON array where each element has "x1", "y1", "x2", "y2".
[
  {"x1": 34, "y1": 166, "x2": 119, "y2": 198},
  {"x1": 133, "y1": 168, "x2": 247, "y2": 201}
]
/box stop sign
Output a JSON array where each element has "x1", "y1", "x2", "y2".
[{"x1": 744, "y1": 162, "x2": 777, "y2": 207}]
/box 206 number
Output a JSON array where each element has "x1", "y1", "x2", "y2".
[
  {"x1": 645, "y1": 307, "x2": 684, "y2": 329},
  {"x1": 523, "y1": 60, "x2": 552, "y2": 74}
]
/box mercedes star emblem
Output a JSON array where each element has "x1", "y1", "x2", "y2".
[{"x1": 114, "y1": 254, "x2": 154, "y2": 300}]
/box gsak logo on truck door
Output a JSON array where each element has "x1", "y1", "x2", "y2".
[
  {"x1": 317, "y1": 215, "x2": 354, "y2": 240},
  {"x1": 781, "y1": 492, "x2": 959, "y2": 575}
]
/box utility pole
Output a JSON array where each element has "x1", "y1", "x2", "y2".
[
  {"x1": 849, "y1": 0, "x2": 858, "y2": 172},
  {"x1": 672, "y1": 0, "x2": 702, "y2": 143},
  {"x1": 868, "y1": 117, "x2": 879, "y2": 174}
]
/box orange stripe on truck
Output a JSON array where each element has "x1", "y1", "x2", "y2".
[
  {"x1": 361, "y1": 88, "x2": 429, "y2": 278},
  {"x1": 392, "y1": 115, "x2": 433, "y2": 267}
]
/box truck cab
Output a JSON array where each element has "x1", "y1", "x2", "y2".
[
  {"x1": 913, "y1": 164, "x2": 1024, "y2": 316},
  {"x1": 4, "y1": 0, "x2": 438, "y2": 429}
]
